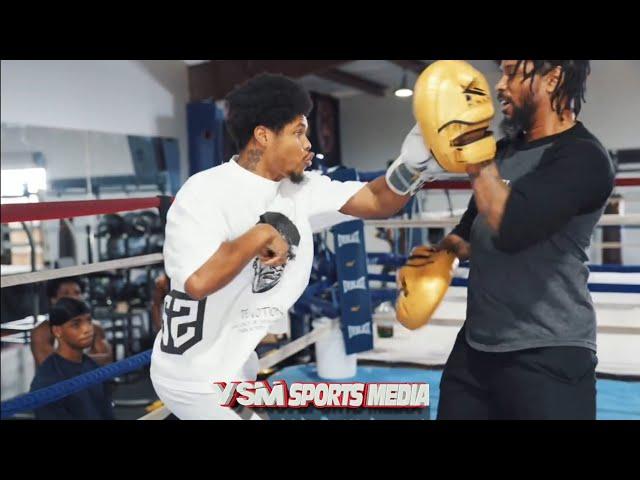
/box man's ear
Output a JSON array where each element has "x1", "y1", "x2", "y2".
[
  {"x1": 253, "y1": 125, "x2": 271, "y2": 148},
  {"x1": 51, "y1": 325, "x2": 62, "y2": 339},
  {"x1": 546, "y1": 66, "x2": 563, "y2": 94}
]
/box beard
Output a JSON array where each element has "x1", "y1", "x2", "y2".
[
  {"x1": 289, "y1": 171, "x2": 306, "y2": 184},
  {"x1": 499, "y1": 94, "x2": 537, "y2": 141}
]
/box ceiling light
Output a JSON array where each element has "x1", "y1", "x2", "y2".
[{"x1": 394, "y1": 71, "x2": 413, "y2": 98}]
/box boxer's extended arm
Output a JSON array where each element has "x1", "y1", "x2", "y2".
[
  {"x1": 340, "y1": 125, "x2": 444, "y2": 219},
  {"x1": 340, "y1": 176, "x2": 412, "y2": 219}
]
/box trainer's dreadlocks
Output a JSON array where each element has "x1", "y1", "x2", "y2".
[{"x1": 496, "y1": 60, "x2": 591, "y2": 117}]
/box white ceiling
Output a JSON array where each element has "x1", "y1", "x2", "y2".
[
  {"x1": 183, "y1": 60, "x2": 209, "y2": 66},
  {"x1": 182, "y1": 60, "x2": 429, "y2": 99}
]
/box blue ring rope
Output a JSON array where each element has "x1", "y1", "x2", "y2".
[{"x1": 1, "y1": 350, "x2": 151, "y2": 419}]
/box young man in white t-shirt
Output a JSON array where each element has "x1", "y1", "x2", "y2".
[{"x1": 150, "y1": 73, "x2": 438, "y2": 419}]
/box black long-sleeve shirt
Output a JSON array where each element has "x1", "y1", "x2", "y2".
[{"x1": 451, "y1": 122, "x2": 615, "y2": 352}]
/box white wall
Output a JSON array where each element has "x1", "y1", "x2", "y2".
[
  {"x1": 340, "y1": 60, "x2": 640, "y2": 172},
  {"x1": 1, "y1": 60, "x2": 190, "y2": 181},
  {"x1": 340, "y1": 93, "x2": 415, "y2": 172},
  {"x1": 580, "y1": 60, "x2": 640, "y2": 150},
  {"x1": 1, "y1": 60, "x2": 191, "y2": 268}
]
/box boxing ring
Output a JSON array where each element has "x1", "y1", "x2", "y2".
[{"x1": 1, "y1": 177, "x2": 639, "y2": 420}]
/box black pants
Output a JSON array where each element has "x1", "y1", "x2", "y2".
[{"x1": 437, "y1": 327, "x2": 597, "y2": 420}]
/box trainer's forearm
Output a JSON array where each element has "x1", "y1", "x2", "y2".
[
  {"x1": 469, "y1": 162, "x2": 510, "y2": 232},
  {"x1": 437, "y1": 234, "x2": 471, "y2": 261},
  {"x1": 185, "y1": 225, "x2": 275, "y2": 300}
]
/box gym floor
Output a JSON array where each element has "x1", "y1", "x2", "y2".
[{"x1": 270, "y1": 363, "x2": 640, "y2": 420}]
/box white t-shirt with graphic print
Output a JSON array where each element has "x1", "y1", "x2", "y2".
[{"x1": 150, "y1": 157, "x2": 365, "y2": 393}]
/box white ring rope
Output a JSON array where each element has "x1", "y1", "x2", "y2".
[
  {"x1": 257, "y1": 320, "x2": 334, "y2": 370},
  {"x1": 364, "y1": 213, "x2": 640, "y2": 229},
  {"x1": 372, "y1": 313, "x2": 640, "y2": 335},
  {"x1": 1, "y1": 253, "x2": 164, "y2": 289},
  {"x1": 594, "y1": 242, "x2": 640, "y2": 249}
]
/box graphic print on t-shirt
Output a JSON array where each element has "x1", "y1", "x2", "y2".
[
  {"x1": 252, "y1": 211, "x2": 301, "y2": 293},
  {"x1": 160, "y1": 290, "x2": 206, "y2": 355}
]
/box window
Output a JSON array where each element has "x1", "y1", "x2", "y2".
[{"x1": 1, "y1": 167, "x2": 47, "y2": 203}]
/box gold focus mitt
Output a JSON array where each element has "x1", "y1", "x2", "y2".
[
  {"x1": 395, "y1": 246, "x2": 458, "y2": 330},
  {"x1": 413, "y1": 60, "x2": 497, "y2": 173}
]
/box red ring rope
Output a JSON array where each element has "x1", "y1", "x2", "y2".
[
  {"x1": 2, "y1": 177, "x2": 639, "y2": 224},
  {"x1": 1, "y1": 197, "x2": 173, "y2": 224}
]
